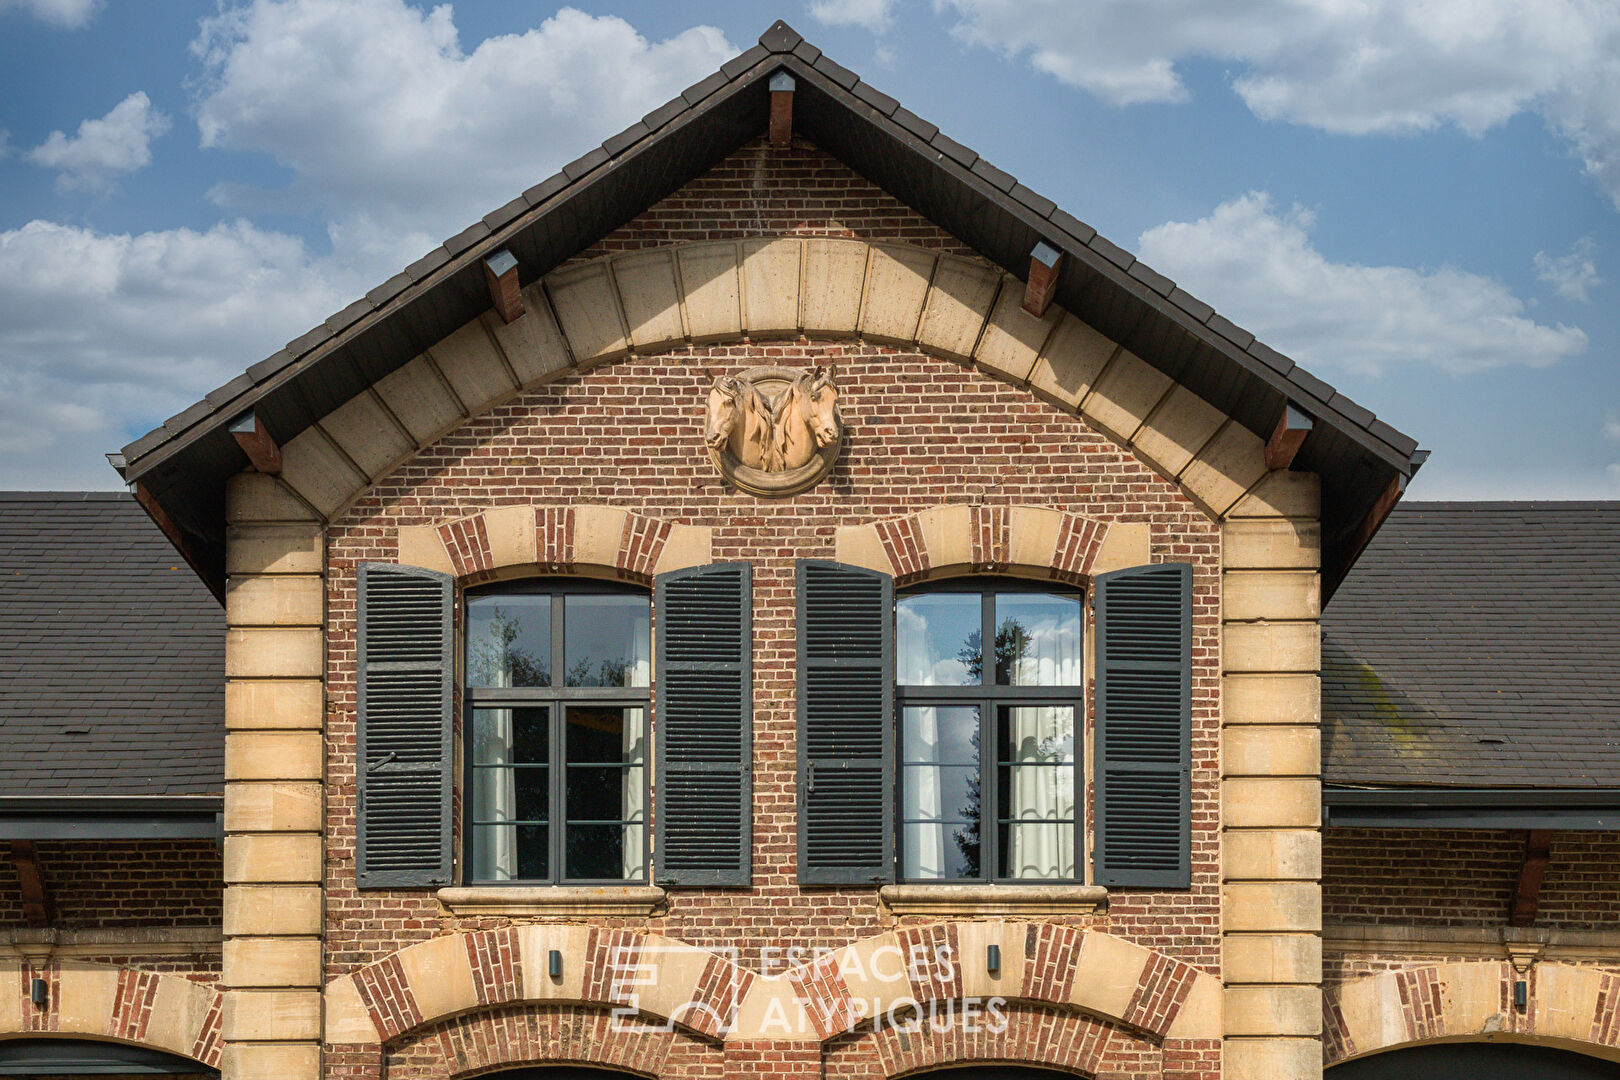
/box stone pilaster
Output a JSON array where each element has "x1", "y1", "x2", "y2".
[
  {"x1": 1220, "y1": 472, "x2": 1324, "y2": 1080},
  {"x1": 222, "y1": 473, "x2": 324, "y2": 1080}
]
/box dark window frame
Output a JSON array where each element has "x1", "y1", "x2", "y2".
[
  {"x1": 462, "y1": 578, "x2": 651, "y2": 886},
  {"x1": 894, "y1": 577, "x2": 1085, "y2": 885}
]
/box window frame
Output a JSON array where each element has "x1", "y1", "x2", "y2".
[
  {"x1": 894, "y1": 576, "x2": 1085, "y2": 886},
  {"x1": 461, "y1": 578, "x2": 652, "y2": 886}
]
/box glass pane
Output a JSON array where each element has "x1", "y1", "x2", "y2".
[
  {"x1": 564, "y1": 595, "x2": 650, "y2": 687},
  {"x1": 902, "y1": 822, "x2": 981, "y2": 880},
  {"x1": 566, "y1": 768, "x2": 641, "y2": 820},
  {"x1": 997, "y1": 766, "x2": 1076, "y2": 822},
  {"x1": 998, "y1": 822, "x2": 1076, "y2": 880},
  {"x1": 994, "y1": 592, "x2": 1082, "y2": 685},
  {"x1": 998, "y1": 706, "x2": 1075, "y2": 765},
  {"x1": 566, "y1": 823, "x2": 645, "y2": 881},
  {"x1": 902, "y1": 705, "x2": 980, "y2": 764},
  {"x1": 467, "y1": 594, "x2": 551, "y2": 687},
  {"x1": 471, "y1": 707, "x2": 548, "y2": 765},
  {"x1": 903, "y1": 765, "x2": 980, "y2": 825},
  {"x1": 470, "y1": 765, "x2": 548, "y2": 824},
  {"x1": 896, "y1": 593, "x2": 981, "y2": 685},
  {"x1": 471, "y1": 824, "x2": 548, "y2": 881},
  {"x1": 566, "y1": 706, "x2": 646, "y2": 764}
]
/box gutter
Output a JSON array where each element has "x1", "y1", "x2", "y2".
[
  {"x1": 0, "y1": 795, "x2": 223, "y2": 841},
  {"x1": 1324, "y1": 786, "x2": 1620, "y2": 830}
]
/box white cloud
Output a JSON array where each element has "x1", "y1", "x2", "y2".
[
  {"x1": 1136, "y1": 192, "x2": 1588, "y2": 377},
  {"x1": 191, "y1": 0, "x2": 734, "y2": 257},
  {"x1": 0, "y1": 219, "x2": 363, "y2": 487},
  {"x1": 810, "y1": 0, "x2": 897, "y2": 33},
  {"x1": 0, "y1": 0, "x2": 99, "y2": 28},
  {"x1": 1534, "y1": 237, "x2": 1601, "y2": 303},
  {"x1": 26, "y1": 92, "x2": 170, "y2": 192},
  {"x1": 937, "y1": 0, "x2": 1620, "y2": 208}
]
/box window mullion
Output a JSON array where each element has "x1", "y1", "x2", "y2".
[{"x1": 551, "y1": 701, "x2": 565, "y2": 884}]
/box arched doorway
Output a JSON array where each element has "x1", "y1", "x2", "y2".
[
  {"x1": 0, "y1": 1037, "x2": 215, "y2": 1076},
  {"x1": 1329, "y1": 1043, "x2": 1620, "y2": 1079},
  {"x1": 477, "y1": 1070, "x2": 648, "y2": 1080}
]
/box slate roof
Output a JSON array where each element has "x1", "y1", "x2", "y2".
[
  {"x1": 111, "y1": 19, "x2": 1421, "y2": 599},
  {"x1": 0, "y1": 493, "x2": 223, "y2": 795},
  {"x1": 1323, "y1": 501, "x2": 1620, "y2": 789}
]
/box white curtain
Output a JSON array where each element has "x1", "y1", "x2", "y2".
[
  {"x1": 622, "y1": 707, "x2": 647, "y2": 880},
  {"x1": 1006, "y1": 604, "x2": 1079, "y2": 879},
  {"x1": 1005, "y1": 706, "x2": 1075, "y2": 879},
  {"x1": 898, "y1": 605, "x2": 948, "y2": 878},
  {"x1": 473, "y1": 658, "x2": 518, "y2": 880}
]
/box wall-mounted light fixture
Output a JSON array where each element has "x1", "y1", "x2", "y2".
[
  {"x1": 30, "y1": 978, "x2": 47, "y2": 1008},
  {"x1": 549, "y1": 949, "x2": 563, "y2": 979},
  {"x1": 1514, "y1": 980, "x2": 1528, "y2": 1009},
  {"x1": 986, "y1": 944, "x2": 1001, "y2": 976}
]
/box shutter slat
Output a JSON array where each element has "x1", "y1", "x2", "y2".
[
  {"x1": 797, "y1": 560, "x2": 894, "y2": 885},
  {"x1": 1094, "y1": 562, "x2": 1192, "y2": 888},
  {"x1": 357, "y1": 563, "x2": 453, "y2": 888},
  {"x1": 655, "y1": 563, "x2": 752, "y2": 886}
]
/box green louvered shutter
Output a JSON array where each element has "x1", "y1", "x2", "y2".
[
  {"x1": 1094, "y1": 562, "x2": 1193, "y2": 888},
  {"x1": 796, "y1": 560, "x2": 894, "y2": 885},
  {"x1": 654, "y1": 563, "x2": 752, "y2": 886},
  {"x1": 356, "y1": 562, "x2": 454, "y2": 888}
]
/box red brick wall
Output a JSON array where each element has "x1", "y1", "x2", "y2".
[
  {"x1": 321, "y1": 138, "x2": 1223, "y2": 1075},
  {"x1": 1323, "y1": 829, "x2": 1620, "y2": 929},
  {"x1": 0, "y1": 841, "x2": 221, "y2": 930}
]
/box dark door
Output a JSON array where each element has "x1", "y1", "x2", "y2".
[{"x1": 1330, "y1": 1043, "x2": 1620, "y2": 1079}]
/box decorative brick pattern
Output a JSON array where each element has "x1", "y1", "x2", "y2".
[
  {"x1": 536, "y1": 505, "x2": 575, "y2": 569},
  {"x1": 686, "y1": 952, "x2": 756, "y2": 1040},
  {"x1": 1050, "y1": 513, "x2": 1104, "y2": 584},
  {"x1": 1393, "y1": 966, "x2": 1443, "y2": 1043},
  {"x1": 1594, "y1": 972, "x2": 1620, "y2": 1046},
  {"x1": 465, "y1": 928, "x2": 524, "y2": 1008},
  {"x1": 192, "y1": 990, "x2": 224, "y2": 1067},
  {"x1": 970, "y1": 504, "x2": 1009, "y2": 571},
  {"x1": 898, "y1": 923, "x2": 961, "y2": 1003},
  {"x1": 789, "y1": 948, "x2": 859, "y2": 1038},
  {"x1": 583, "y1": 927, "x2": 646, "y2": 1006},
  {"x1": 1321, "y1": 991, "x2": 1356, "y2": 1062},
  {"x1": 865, "y1": 1001, "x2": 1157, "y2": 1079},
  {"x1": 109, "y1": 967, "x2": 162, "y2": 1042},
  {"x1": 1020, "y1": 923, "x2": 1082, "y2": 1004},
  {"x1": 1122, "y1": 951, "x2": 1199, "y2": 1036},
  {"x1": 725, "y1": 1040, "x2": 821, "y2": 1080},
  {"x1": 392, "y1": 1005, "x2": 681, "y2": 1078},
  {"x1": 352, "y1": 953, "x2": 422, "y2": 1041},
  {"x1": 875, "y1": 515, "x2": 928, "y2": 582},
  {"x1": 618, "y1": 512, "x2": 672, "y2": 581},
  {"x1": 437, "y1": 514, "x2": 493, "y2": 577}
]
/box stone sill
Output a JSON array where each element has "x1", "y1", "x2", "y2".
[
  {"x1": 1, "y1": 925, "x2": 221, "y2": 962},
  {"x1": 879, "y1": 884, "x2": 1108, "y2": 916},
  {"x1": 437, "y1": 885, "x2": 667, "y2": 917},
  {"x1": 1324, "y1": 920, "x2": 1620, "y2": 963}
]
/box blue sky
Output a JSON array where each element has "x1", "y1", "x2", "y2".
[{"x1": 0, "y1": 0, "x2": 1615, "y2": 497}]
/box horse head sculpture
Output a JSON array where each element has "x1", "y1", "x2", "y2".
[
  {"x1": 704, "y1": 375, "x2": 773, "y2": 470},
  {"x1": 771, "y1": 366, "x2": 841, "y2": 472}
]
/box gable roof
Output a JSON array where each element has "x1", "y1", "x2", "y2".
[
  {"x1": 112, "y1": 20, "x2": 1421, "y2": 596},
  {"x1": 0, "y1": 492, "x2": 223, "y2": 797},
  {"x1": 1322, "y1": 501, "x2": 1620, "y2": 790}
]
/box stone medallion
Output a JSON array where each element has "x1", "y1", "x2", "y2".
[{"x1": 703, "y1": 365, "x2": 843, "y2": 497}]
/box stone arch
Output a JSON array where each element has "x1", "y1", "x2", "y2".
[
  {"x1": 389, "y1": 1004, "x2": 689, "y2": 1079},
  {"x1": 0, "y1": 962, "x2": 222, "y2": 1070},
  {"x1": 832, "y1": 504, "x2": 1151, "y2": 585},
  {"x1": 395, "y1": 504, "x2": 711, "y2": 582},
  {"x1": 827, "y1": 1003, "x2": 1157, "y2": 1079},
  {"x1": 1323, "y1": 962, "x2": 1620, "y2": 1066},
  {"x1": 279, "y1": 239, "x2": 1273, "y2": 525},
  {"x1": 325, "y1": 925, "x2": 1220, "y2": 1051}
]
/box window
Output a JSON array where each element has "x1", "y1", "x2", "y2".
[
  {"x1": 895, "y1": 581, "x2": 1083, "y2": 882},
  {"x1": 463, "y1": 581, "x2": 651, "y2": 884}
]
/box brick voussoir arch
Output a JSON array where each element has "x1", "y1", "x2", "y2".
[
  {"x1": 833, "y1": 504, "x2": 1151, "y2": 586},
  {"x1": 324, "y1": 925, "x2": 1220, "y2": 1050},
  {"x1": 394, "y1": 503, "x2": 712, "y2": 583},
  {"x1": 1324, "y1": 961, "x2": 1620, "y2": 1066},
  {"x1": 279, "y1": 238, "x2": 1275, "y2": 526},
  {"x1": 855, "y1": 1001, "x2": 1158, "y2": 1079},
  {"x1": 0, "y1": 962, "x2": 222, "y2": 1069}
]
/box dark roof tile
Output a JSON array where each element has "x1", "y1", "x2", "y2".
[
  {"x1": 791, "y1": 40, "x2": 822, "y2": 65},
  {"x1": 246, "y1": 348, "x2": 297, "y2": 384},
  {"x1": 325, "y1": 297, "x2": 373, "y2": 335},
  {"x1": 759, "y1": 19, "x2": 802, "y2": 52},
  {"x1": 682, "y1": 71, "x2": 729, "y2": 104},
  {"x1": 204, "y1": 373, "x2": 255, "y2": 410},
  {"x1": 404, "y1": 246, "x2": 451, "y2": 281},
  {"x1": 483, "y1": 195, "x2": 530, "y2": 231},
  {"x1": 1088, "y1": 233, "x2": 1135, "y2": 271},
  {"x1": 929, "y1": 131, "x2": 977, "y2": 168},
  {"x1": 1206, "y1": 313, "x2": 1254, "y2": 351},
  {"x1": 970, "y1": 157, "x2": 1015, "y2": 192},
  {"x1": 853, "y1": 81, "x2": 899, "y2": 116},
  {"x1": 602, "y1": 122, "x2": 649, "y2": 159},
  {"x1": 1246, "y1": 339, "x2": 1294, "y2": 375},
  {"x1": 722, "y1": 45, "x2": 768, "y2": 80},
  {"x1": 286, "y1": 324, "x2": 333, "y2": 357},
  {"x1": 1169, "y1": 287, "x2": 1214, "y2": 323},
  {"x1": 1011, "y1": 183, "x2": 1056, "y2": 220},
  {"x1": 523, "y1": 173, "x2": 568, "y2": 207},
  {"x1": 891, "y1": 107, "x2": 938, "y2": 142},
  {"x1": 1047, "y1": 208, "x2": 1096, "y2": 245},
  {"x1": 1325, "y1": 502, "x2": 1620, "y2": 789},
  {"x1": 366, "y1": 272, "x2": 413, "y2": 308},
  {"x1": 561, "y1": 147, "x2": 609, "y2": 182},
  {"x1": 813, "y1": 55, "x2": 858, "y2": 90},
  {"x1": 0, "y1": 494, "x2": 222, "y2": 796}
]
